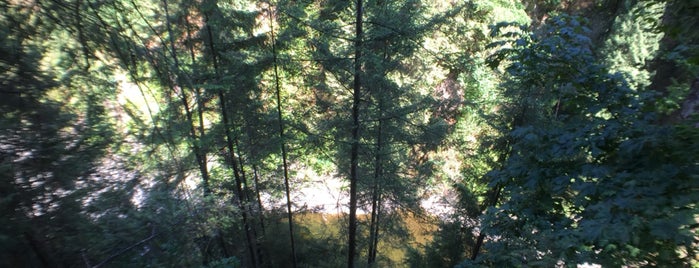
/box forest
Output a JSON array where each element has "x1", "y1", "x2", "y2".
[{"x1": 1, "y1": 0, "x2": 698, "y2": 267}]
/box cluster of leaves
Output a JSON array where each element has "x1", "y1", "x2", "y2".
[{"x1": 463, "y1": 15, "x2": 699, "y2": 267}]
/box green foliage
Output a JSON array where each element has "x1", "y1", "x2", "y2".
[
  {"x1": 601, "y1": 0, "x2": 666, "y2": 91},
  {"x1": 464, "y1": 14, "x2": 699, "y2": 267},
  {"x1": 206, "y1": 257, "x2": 241, "y2": 268},
  {"x1": 0, "y1": 1, "x2": 125, "y2": 266},
  {"x1": 652, "y1": 0, "x2": 699, "y2": 115},
  {"x1": 7, "y1": 0, "x2": 699, "y2": 267}
]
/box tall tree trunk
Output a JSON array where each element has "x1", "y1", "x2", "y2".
[
  {"x1": 203, "y1": 11, "x2": 258, "y2": 267},
  {"x1": 367, "y1": 96, "x2": 384, "y2": 266},
  {"x1": 162, "y1": 0, "x2": 211, "y2": 194},
  {"x1": 348, "y1": 0, "x2": 363, "y2": 267},
  {"x1": 470, "y1": 184, "x2": 501, "y2": 261},
  {"x1": 182, "y1": 8, "x2": 229, "y2": 261},
  {"x1": 471, "y1": 136, "x2": 513, "y2": 260},
  {"x1": 235, "y1": 138, "x2": 265, "y2": 267},
  {"x1": 471, "y1": 107, "x2": 529, "y2": 260},
  {"x1": 225, "y1": 110, "x2": 259, "y2": 268},
  {"x1": 269, "y1": 5, "x2": 298, "y2": 267}
]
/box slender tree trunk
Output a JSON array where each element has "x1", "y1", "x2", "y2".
[
  {"x1": 373, "y1": 190, "x2": 383, "y2": 261},
  {"x1": 235, "y1": 139, "x2": 265, "y2": 267},
  {"x1": 162, "y1": 0, "x2": 211, "y2": 194},
  {"x1": 367, "y1": 97, "x2": 384, "y2": 266},
  {"x1": 252, "y1": 164, "x2": 266, "y2": 234},
  {"x1": 471, "y1": 106, "x2": 530, "y2": 260},
  {"x1": 471, "y1": 138, "x2": 513, "y2": 260},
  {"x1": 367, "y1": 172, "x2": 382, "y2": 266},
  {"x1": 203, "y1": 11, "x2": 258, "y2": 267},
  {"x1": 182, "y1": 8, "x2": 230, "y2": 260},
  {"x1": 269, "y1": 5, "x2": 298, "y2": 267},
  {"x1": 226, "y1": 108, "x2": 259, "y2": 268},
  {"x1": 470, "y1": 184, "x2": 501, "y2": 260},
  {"x1": 348, "y1": 0, "x2": 363, "y2": 267}
]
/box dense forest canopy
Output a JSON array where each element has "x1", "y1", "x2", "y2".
[{"x1": 1, "y1": 0, "x2": 697, "y2": 267}]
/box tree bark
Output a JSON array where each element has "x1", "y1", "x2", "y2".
[{"x1": 348, "y1": 0, "x2": 363, "y2": 267}]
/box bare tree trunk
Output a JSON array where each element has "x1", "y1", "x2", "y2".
[{"x1": 348, "y1": 0, "x2": 363, "y2": 267}]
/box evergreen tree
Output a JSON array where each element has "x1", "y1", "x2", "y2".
[{"x1": 601, "y1": 0, "x2": 666, "y2": 91}]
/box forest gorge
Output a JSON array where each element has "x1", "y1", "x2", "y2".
[{"x1": 1, "y1": 0, "x2": 698, "y2": 267}]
